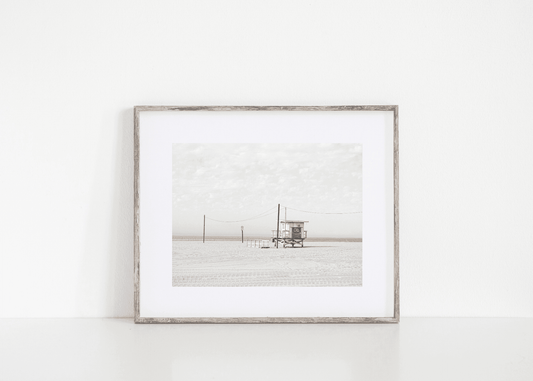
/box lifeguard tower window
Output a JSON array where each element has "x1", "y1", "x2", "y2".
[{"x1": 292, "y1": 227, "x2": 302, "y2": 239}]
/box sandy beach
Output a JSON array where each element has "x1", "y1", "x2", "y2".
[{"x1": 172, "y1": 240, "x2": 362, "y2": 287}]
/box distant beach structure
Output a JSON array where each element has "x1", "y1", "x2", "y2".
[{"x1": 272, "y1": 220, "x2": 308, "y2": 248}]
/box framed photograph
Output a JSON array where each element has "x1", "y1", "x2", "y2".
[{"x1": 134, "y1": 106, "x2": 399, "y2": 323}]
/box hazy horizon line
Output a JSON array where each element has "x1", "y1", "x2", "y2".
[
  {"x1": 173, "y1": 235, "x2": 362, "y2": 242},
  {"x1": 172, "y1": 234, "x2": 362, "y2": 238}
]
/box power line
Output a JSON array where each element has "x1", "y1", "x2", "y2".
[
  {"x1": 206, "y1": 207, "x2": 278, "y2": 223},
  {"x1": 282, "y1": 205, "x2": 361, "y2": 214},
  {"x1": 205, "y1": 204, "x2": 360, "y2": 224}
]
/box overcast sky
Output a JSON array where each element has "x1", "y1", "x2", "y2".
[{"x1": 172, "y1": 143, "x2": 362, "y2": 238}]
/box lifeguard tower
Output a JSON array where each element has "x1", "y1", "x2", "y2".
[{"x1": 272, "y1": 220, "x2": 308, "y2": 248}]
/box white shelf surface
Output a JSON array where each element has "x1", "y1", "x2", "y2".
[{"x1": 0, "y1": 318, "x2": 531, "y2": 380}]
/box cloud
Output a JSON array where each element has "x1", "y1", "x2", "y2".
[{"x1": 173, "y1": 143, "x2": 362, "y2": 236}]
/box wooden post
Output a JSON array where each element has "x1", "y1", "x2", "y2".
[
  {"x1": 203, "y1": 215, "x2": 205, "y2": 243},
  {"x1": 276, "y1": 204, "x2": 280, "y2": 248},
  {"x1": 241, "y1": 226, "x2": 244, "y2": 243}
]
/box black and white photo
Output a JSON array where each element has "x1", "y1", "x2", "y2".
[{"x1": 172, "y1": 143, "x2": 363, "y2": 287}]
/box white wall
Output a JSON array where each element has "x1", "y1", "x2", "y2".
[{"x1": 0, "y1": 0, "x2": 531, "y2": 318}]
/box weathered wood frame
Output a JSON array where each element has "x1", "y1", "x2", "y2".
[{"x1": 134, "y1": 105, "x2": 399, "y2": 324}]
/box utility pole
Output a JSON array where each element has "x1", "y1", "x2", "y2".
[
  {"x1": 276, "y1": 204, "x2": 280, "y2": 248},
  {"x1": 203, "y1": 215, "x2": 205, "y2": 243},
  {"x1": 241, "y1": 226, "x2": 244, "y2": 243}
]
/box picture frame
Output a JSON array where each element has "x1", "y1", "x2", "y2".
[{"x1": 134, "y1": 106, "x2": 399, "y2": 323}]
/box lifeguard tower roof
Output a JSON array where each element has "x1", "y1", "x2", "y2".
[{"x1": 280, "y1": 220, "x2": 309, "y2": 223}]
